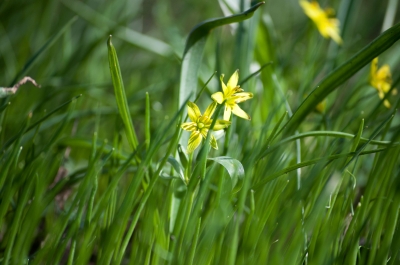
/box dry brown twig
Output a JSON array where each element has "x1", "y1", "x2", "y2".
[{"x1": 0, "y1": 76, "x2": 41, "y2": 97}]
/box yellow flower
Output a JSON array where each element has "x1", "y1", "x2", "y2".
[
  {"x1": 316, "y1": 99, "x2": 326, "y2": 113},
  {"x1": 369, "y1": 57, "x2": 396, "y2": 108},
  {"x1": 181, "y1": 101, "x2": 231, "y2": 153},
  {"x1": 211, "y1": 70, "x2": 253, "y2": 121},
  {"x1": 300, "y1": 0, "x2": 343, "y2": 44}
]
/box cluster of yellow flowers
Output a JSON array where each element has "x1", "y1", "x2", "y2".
[
  {"x1": 181, "y1": 70, "x2": 253, "y2": 153},
  {"x1": 301, "y1": 1, "x2": 396, "y2": 109},
  {"x1": 369, "y1": 57, "x2": 397, "y2": 108}
]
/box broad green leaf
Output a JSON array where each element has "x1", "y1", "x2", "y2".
[
  {"x1": 284, "y1": 22, "x2": 400, "y2": 134},
  {"x1": 208, "y1": 156, "x2": 245, "y2": 192},
  {"x1": 107, "y1": 36, "x2": 138, "y2": 150}
]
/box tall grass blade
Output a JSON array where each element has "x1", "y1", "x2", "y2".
[{"x1": 107, "y1": 36, "x2": 139, "y2": 150}]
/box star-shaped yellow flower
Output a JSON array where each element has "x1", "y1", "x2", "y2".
[
  {"x1": 369, "y1": 57, "x2": 396, "y2": 108},
  {"x1": 181, "y1": 101, "x2": 231, "y2": 153},
  {"x1": 300, "y1": 0, "x2": 343, "y2": 44},
  {"x1": 211, "y1": 70, "x2": 253, "y2": 121}
]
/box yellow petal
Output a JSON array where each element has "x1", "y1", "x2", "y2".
[
  {"x1": 377, "y1": 65, "x2": 392, "y2": 87},
  {"x1": 300, "y1": 1, "x2": 342, "y2": 44},
  {"x1": 232, "y1": 92, "x2": 253, "y2": 103},
  {"x1": 326, "y1": 19, "x2": 342, "y2": 44},
  {"x1": 220, "y1": 74, "x2": 228, "y2": 95},
  {"x1": 232, "y1": 87, "x2": 244, "y2": 93},
  {"x1": 223, "y1": 105, "x2": 232, "y2": 121},
  {"x1": 210, "y1": 134, "x2": 218, "y2": 150},
  {"x1": 181, "y1": 122, "x2": 197, "y2": 131},
  {"x1": 213, "y1": 120, "x2": 231, "y2": 130},
  {"x1": 380, "y1": 82, "x2": 391, "y2": 93},
  {"x1": 377, "y1": 90, "x2": 391, "y2": 108},
  {"x1": 204, "y1": 101, "x2": 217, "y2": 118},
  {"x1": 211, "y1": 91, "x2": 224, "y2": 104},
  {"x1": 200, "y1": 129, "x2": 208, "y2": 139},
  {"x1": 300, "y1": 0, "x2": 323, "y2": 20},
  {"x1": 378, "y1": 90, "x2": 385, "y2": 100},
  {"x1": 316, "y1": 99, "x2": 326, "y2": 113},
  {"x1": 199, "y1": 130, "x2": 218, "y2": 150},
  {"x1": 227, "y1": 70, "x2": 239, "y2": 90},
  {"x1": 232, "y1": 104, "x2": 251, "y2": 120},
  {"x1": 187, "y1": 131, "x2": 202, "y2": 153},
  {"x1": 187, "y1": 101, "x2": 201, "y2": 122}
]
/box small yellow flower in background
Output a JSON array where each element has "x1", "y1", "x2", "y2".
[
  {"x1": 211, "y1": 70, "x2": 253, "y2": 121},
  {"x1": 300, "y1": 0, "x2": 343, "y2": 45},
  {"x1": 181, "y1": 101, "x2": 231, "y2": 153},
  {"x1": 369, "y1": 57, "x2": 397, "y2": 108},
  {"x1": 316, "y1": 99, "x2": 326, "y2": 113}
]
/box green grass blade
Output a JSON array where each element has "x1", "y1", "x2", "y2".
[
  {"x1": 208, "y1": 156, "x2": 245, "y2": 192},
  {"x1": 258, "y1": 130, "x2": 399, "y2": 159},
  {"x1": 107, "y1": 36, "x2": 139, "y2": 150},
  {"x1": 145, "y1": 92, "x2": 151, "y2": 151},
  {"x1": 255, "y1": 148, "x2": 389, "y2": 187}
]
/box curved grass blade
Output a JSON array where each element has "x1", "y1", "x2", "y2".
[
  {"x1": 254, "y1": 148, "x2": 389, "y2": 188},
  {"x1": 208, "y1": 156, "x2": 245, "y2": 192},
  {"x1": 166, "y1": 155, "x2": 186, "y2": 184},
  {"x1": 182, "y1": 2, "x2": 264, "y2": 56},
  {"x1": 178, "y1": 2, "x2": 264, "y2": 109},
  {"x1": 283, "y1": 22, "x2": 400, "y2": 134},
  {"x1": 107, "y1": 36, "x2": 138, "y2": 150},
  {"x1": 258, "y1": 130, "x2": 399, "y2": 160},
  {"x1": 239, "y1": 61, "x2": 273, "y2": 86}
]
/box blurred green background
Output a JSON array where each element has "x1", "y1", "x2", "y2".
[{"x1": 1, "y1": 0, "x2": 400, "y2": 264}]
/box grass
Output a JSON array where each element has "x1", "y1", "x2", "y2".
[{"x1": 1, "y1": 0, "x2": 400, "y2": 264}]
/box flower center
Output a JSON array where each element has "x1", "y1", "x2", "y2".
[{"x1": 198, "y1": 122, "x2": 204, "y2": 129}]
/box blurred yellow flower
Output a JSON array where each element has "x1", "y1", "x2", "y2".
[
  {"x1": 211, "y1": 70, "x2": 253, "y2": 120},
  {"x1": 181, "y1": 101, "x2": 231, "y2": 153},
  {"x1": 369, "y1": 57, "x2": 396, "y2": 108},
  {"x1": 316, "y1": 99, "x2": 326, "y2": 113},
  {"x1": 300, "y1": 0, "x2": 343, "y2": 44}
]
